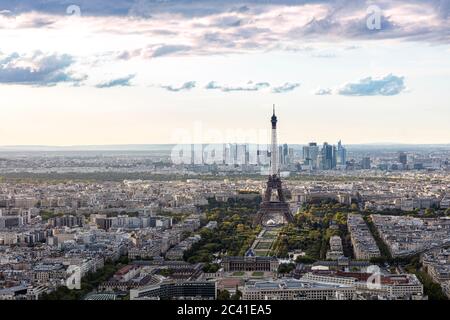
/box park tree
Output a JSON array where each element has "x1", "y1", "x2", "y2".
[
  {"x1": 424, "y1": 208, "x2": 435, "y2": 217},
  {"x1": 278, "y1": 263, "x2": 295, "y2": 274},
  {"x1": 231, "y1": 289, "x2": 242, "y2": 300},
  {"x1": 217, "y1": 290, "x2": 231, "y2": 300},
  {"x1": 334, "y1": 212, "x2": 347, "y2": 225}
]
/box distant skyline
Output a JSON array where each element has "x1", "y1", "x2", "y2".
[
  {"x1": 1, "y1": 143, "x2": 450, "y2": 152},
  {"x1": 1, "y1": 0, "x2": 449, "y2": 145}
]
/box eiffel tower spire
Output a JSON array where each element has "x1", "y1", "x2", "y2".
[{"x1": 270, "y1": 105, "x2": 278, "y2": 176}]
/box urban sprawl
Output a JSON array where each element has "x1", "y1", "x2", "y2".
[{"x1": 0, "y1": 142, "x2": 449, "y2": 301}]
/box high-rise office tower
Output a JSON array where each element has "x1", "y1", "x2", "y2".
[
  {"x1": 337, "y1": 140, "x2": 347, "y2": 165},
  {"x1": 399, "y1": 152, "x2": 407, "y2": 166},
  {"x1": 282, "y1": 144, "x2": 289, "y2": 165},
  {"x1": 303, "y1": 142, "x2": 319, "y2": 169},
  {"x1": 226, "y1": 144, "x2": 231, "y2": 164},
  {"x1": 317, "y1": 152, "x2": 324, "y2": 170},
  {"x1": 302, "y1": 145, "x2": 311, "y2": 165},
  {"x1": 236, "y1": 144, "x2": 247, "y2": 165},
  {"x1": 256, "y1": 147, "x2": 269, "y2": 166},
  {"x1": 321, "y1": 142, "x2": 334, "y2": 170},
  {"x1": 279, "y1": 145, "x2": 283, "y2": 166},
  {"x1": 332, "y1": 145, "x2": 337, "y2": 169},
  {"x1": 361, "y1": 157, "x2": 371, "y2": 169},
  {"x1": 288, "y1": 147, "x2": 294, "y2": 164},
  {"x1": 222, "y1": 143, "x2": 227, "y2": 165}
]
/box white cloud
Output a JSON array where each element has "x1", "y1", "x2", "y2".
[
  {"x1": 151, "y1": 45, "x2": 192, "y2": 58},
  {"x1": 160, "y1": 81, "x2": 196, "y2": 92},
  {"x1": 272, "y1": 82, "x2": 300, "y2": 93},
  {"x1": 337, "y1": 74, "x2": 407, "y2": 96},
  {"x1": 315, "y1": 87, "x2": 332, "y2": 95},
  {"x1": 0, "y1": 51, "x2": 81, "y2": 86},
  {"x1": 205, "y1": 81, "x2": 270, "y2": 92},
  {"x1": 95, "y1": 74, "x2": 135, "y2": 88}
]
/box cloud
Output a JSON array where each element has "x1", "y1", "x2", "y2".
[
  {"x1": 272, "y1": 82, "x2": 300, "y2": 93},
  {"x1": 19, "y1": 17, "x2": 55, "y2": 28},
  {"x1": 4, "y1": 1, "x2": 449, "y2": 44},
  {"x1": 337, "y1": 74, "x2": 406, "y2": 96},
  {"x1": 205, "y1": 81, "x2": 222, "y2": 90},
  {"x1": 116, "y1": 49, "x2": 142, "y2": 60},
  {"x1": 160, "y1": 81, "x2": 196, "y2": 92},
  {"x1": 0, "y1": 10, "x2": 12, "y2": 16},
  {"x1": 205, "y1": 81, "x2": 301, "y2": 93},
  {"x1": 311, "y1": 51, "x2": 337, "y2": 58},
  {"x1": 150, "y1": 45, "x2": 192, "y2": 58},
  {"x1": 0, "y1": 1, "x2": 449, "y2": 73},
  {"x1": 0, "y1": 51, "x2": 81, "y2": 86},
  {"x1": 315, "y1": 88, "x2": 332, "y2": 95},
  {"x1": 229, "y1": 5, "x2": 251, "y2": 14},
  {"x1": 95, "y1": 74, "x2": 135, "y2": 88},
  {"x1": 436, "y1": 0, "x2": 450, "y2": 19},
  {"x1": 205, "y1": 81, "x2": 270, "y2": 92},
  {"x1": 210, "y1": 15, "x2": 244, "y2": 28}
]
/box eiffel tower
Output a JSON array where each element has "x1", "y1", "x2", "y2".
[{"x1": 254, "y1": 105, "x2": 294, "y2": 226}]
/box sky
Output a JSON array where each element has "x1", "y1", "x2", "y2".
[{"x1": 0, "y1": 0, "x2": 449, "y2": 146}]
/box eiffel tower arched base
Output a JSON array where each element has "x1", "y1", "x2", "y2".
[
  {"x1": 254, "y1": 202, "x2": 294, "y2": 227},
  {"x1": 254, "y1": 174, "x2": 294, "y2": 227}
]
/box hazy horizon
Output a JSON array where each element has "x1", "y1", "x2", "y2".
[{"x1": 1, "y1": 142, "x2": 449, "y2": 151}]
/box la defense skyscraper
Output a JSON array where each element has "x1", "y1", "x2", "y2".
[{"x1": 254, "y1": 105, "x2": 294, "y2": 226}]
